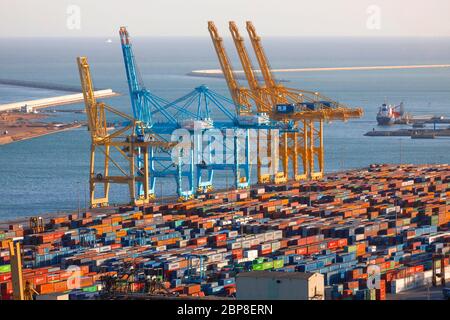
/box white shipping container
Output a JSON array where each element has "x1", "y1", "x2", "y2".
[
  {"x1": 264, "y1": 232, "x2": 274, "y2": 242},
  {"x1": 229, "y1": 242, "x2": 242, "y2": 250},
  {"x1": 242, "y1": 240, "x2": 251, "y2": 249},
  {"x1": 95, "y1": 258, "x2": 107, "y2": 266},
  {"x1": 211, "y1": 253, "x2": 223, "y2": 262},
  {"x1": 228, "y1": 230, "x2": 238, "y2": 238},
  {"x1": 244, "y1": 249, "x2": 258, "y2": 259},
  {"x1": 401, "y1": 180, "x2": 414, "y2": 187},
  {"x1": 177, "y1": 240, "x2": 188, "y2": 247},
  {"x1": 99, "y1": 245, "x2": 111, "y2": 253},
  {"x1": 271, "y1": 241, "x2": 281, "y2": 251},
  {"x1": 167, "y1": 262, "x2": 180, "y2": 270},
  {"x1": 273, "y1": 230, "x2": 283, "y2": 240},
  {"x1": 385, "y1": 207, "x2": 396, "y2": 214},
  {"x1": 216, "y1": 261, "x2": 229, "y2": 269},
  {"x1": 355, "y1": 234, "x2": 365, "y2": 241},
  {"x1": 256, "y1": 234, "x2": 266, "y2": 243}
]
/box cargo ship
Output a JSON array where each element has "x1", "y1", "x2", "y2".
[{"x1": 376, "y1": 102, "x2": 405, "y2": 125}]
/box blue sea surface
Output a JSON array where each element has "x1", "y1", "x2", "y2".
[{"x1": 0, "y1": 37, "x2": 450, "y2": 219}]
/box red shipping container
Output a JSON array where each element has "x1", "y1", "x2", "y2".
[
  {"x1": 33, "y1": 275, "x2": 48, "y2": 286},
  {"x1": 215, "y1": 234, "x2": 227, "y2": 242},
  {"x1": 184, "y1": 284, "x2": 201, "y2": 295},
  {"x1": 338, "y1": 239, "x2": 348, "y2": 247},
  {"x1": 327, "y1": 240, "x2": 338, "y2": 249},
  {"x1": 414, "y1": 265, "x2": 424, "y2": 273},
  {"x1": 192, "y1": 237, "x2": 207, "y2": 246},
  {"x1": 0, "y1": 273, "x2": 11, "y2": 282},
  {"x1": 296, "y1": 247, "x2": 307, "y2": 255}
]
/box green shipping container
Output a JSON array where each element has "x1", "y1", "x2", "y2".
[
  {"x1": 82, "y1": 285, "x2": 98, "y2": 293},
  {"x1": 0, "y1": 233, "x2": 5, "y2": 240},
  {"x1": 252, "y1": 263, "x2": 264, "y2": 271},
  {"x1": 174, "y1": 220, "x2": 184, "y2": 228},
  {"x1": 273, "y1": 259, "x2": 284, "y2": 269},
  {"x1": 0, "y1": 265, "x2": 11, "y2": 273},
  {"x1": 262, "y1": 261, "x2": 274, "y2": 270},
  {"x1": 345, "y1": 245, "x2": 357, "y2": 253}
]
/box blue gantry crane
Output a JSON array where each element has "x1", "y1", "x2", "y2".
[
  {"x1": 119, "y1": 27, "x2": 195, "y2": 200},
  {"x1": 119, "y1": 27, "x2": 259, "y2": 197}
]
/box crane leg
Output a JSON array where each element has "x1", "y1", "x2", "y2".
[
  {"x1": 104, "y1": 145, "x2": 110, "y2": 202},
  {"x1": 311, "y1": 120, "x2": 324, "y2": 180},
  {"x1": 9, "y1": 241, "x2": 24, "y2": 300}
]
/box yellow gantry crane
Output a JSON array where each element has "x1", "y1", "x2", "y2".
[
  {"x1": 209, "y1": 21, "x2": 363, "y2": 181},
  {"x1": 208, "y1": 21, "x2": 279, "y2": 184},
  {"x1": 229, "y1": 21, "x2": 305, "y2": 182},
  {"x1": 244, "y1": 21, "x2": 363, "y2": 179},
  {"x1": 29, "y1": 216, "x2": 44, "y2": 233},
  {"x1": 77, "y1": 56, "x2": 173, "y2": 207},
  {"x1": 8, "y1": 241, "x2": 39, "y2": 300}
]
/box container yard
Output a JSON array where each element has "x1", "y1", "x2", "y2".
[{"x1": 1, "y1": 164, "x2": 449, "y2": 300}]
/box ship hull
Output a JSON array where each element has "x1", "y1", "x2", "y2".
[{"x1": 377, "y1": 115, "x2": 395, "y2": 125}]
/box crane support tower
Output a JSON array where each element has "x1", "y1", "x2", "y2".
[{"x1": 8, "y1": 241, "x2": 24, "y2": 300}]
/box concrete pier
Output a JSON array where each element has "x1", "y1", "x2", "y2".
[{"x1": 0, "y1": 89, "x2": 119, "y2": 112}]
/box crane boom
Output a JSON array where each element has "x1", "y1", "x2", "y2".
[
  {"x1": 246, "y1": 21, "x2": 363, "y2": 120},
  {"x1": 78, "y1": 57, "x2": 107, "y2": 140},
  {"x1": 119, "y1": 27, "x2": 142, "y2": 120},
  {"x1": 208, "y1": 21, "x2": 252, "y2": 114},
  {"x1": 228, "y1": 22, "x2": 262, "y2": 102},
  {"x1": 246, "y1": 21, "x2": 279, "y2": 97}
]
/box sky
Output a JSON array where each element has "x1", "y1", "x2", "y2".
[{"x1": 1, "y1": 0, "x2": 450, "y2": 37}]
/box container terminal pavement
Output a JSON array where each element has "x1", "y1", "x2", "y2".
[{"x1": 0, "y1": 164, "x2": 449, "y2": 300}]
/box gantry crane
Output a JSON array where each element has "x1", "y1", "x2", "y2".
[
  {"x1": 7, "y1": 240, "x2": 39, "y2": 300},
  {"x1": 29, "y1": 216, "x2": 44, "y2": 233},
  {"x1": 77, "y1": 56, "x2": 173, "y2": 207},
  {"x1": 119, "y1": 27, "x2": 269, "y2": 194},
  {"x1": 119, "y1": 27, "x2": 196, "y2": 200},
  {"x1": 209, "y1": 21, "x2": 363, "y2": 181},
  {"x1": 208, "y1": 21, "x2": 285, "y2": 184},
  {"x1": 244, "y1": 21, "x2": 363, "y2": 179},
  {"x1": 228, "y1": 21, "x2": 304, "y2": 182}
]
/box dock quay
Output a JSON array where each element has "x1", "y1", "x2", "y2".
[
  {"x1": 365, "y1": 128, "x2": 450, "y2": 138},
  {"x1": 188, "y1": 64, "x2": 450, "y2": 79},
  {"x1": 0, "y1": 89, "x2": 119, "y2": 113},
  {"x1": 0, "y1": 164, "x2": 449, "y2": 300}
]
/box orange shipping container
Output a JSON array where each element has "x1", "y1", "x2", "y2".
[
  {"x1": 36, "y1": 283, "x2": 54, "y2": 294},
  {"x1": 53, "y1": 280, "x2": 68, "y2": 293}
]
